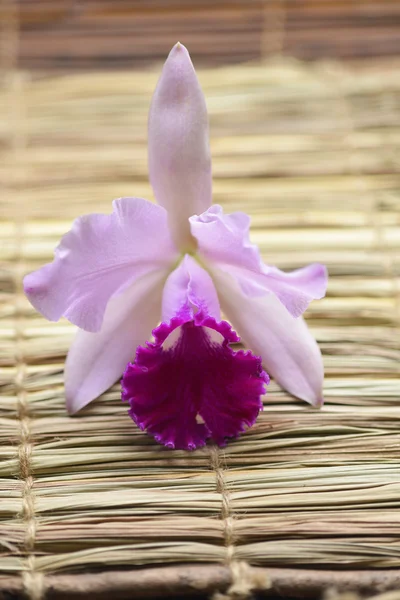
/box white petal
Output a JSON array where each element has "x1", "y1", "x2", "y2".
[
  {"x1": 65, "y1": 269, "x2": 167, "y2": 414},
  {"x1": 24, "y1": 197, "x2": 176, "y2": 332},
  {"x1": 211, "y1": 268, "x2": 324, "y2": 406}
]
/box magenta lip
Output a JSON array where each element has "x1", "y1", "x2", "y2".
[{"x1": 122, "y1": 314, "x2": 269, "y2": 450}]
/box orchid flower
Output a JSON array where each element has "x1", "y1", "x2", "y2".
[{"x1": 24, "y1": 43, "x2": 327, "y2": 450}]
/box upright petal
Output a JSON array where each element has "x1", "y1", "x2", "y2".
[
  {"x1": 190, "y1": 205, "x2": 327, "y2": 318},
  {"x1": 148, "y1": 43, "x2": 212, "y2": 251},
  {"x1": 162, "y1": 254, "x2": 220, "y2": 322},
  {"x1": 211, "y1": 268, "x2": 324, "y2": 407},
  {"x1": 23, "y1": 198, "x2": 177, "y2": 332},
  {"x1": 65, "y1": 268, "x2": 167, "y2": 414}
]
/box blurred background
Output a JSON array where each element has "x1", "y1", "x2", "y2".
[
  {"x1": 1, "y1": 0, "x2": 399, "y2": 222},
  {"x1": 3, "y1": 0, "x2": 400, "y2": 70}
]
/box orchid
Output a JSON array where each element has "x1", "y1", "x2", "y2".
[{"x1": 24, "y1": 43, "x2": 327, "y2": 450}]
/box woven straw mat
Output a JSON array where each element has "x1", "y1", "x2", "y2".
[{"x1": 1, "y1": 49, "x2": 400, "y2": 599}]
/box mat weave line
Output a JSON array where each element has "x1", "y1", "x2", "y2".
[
  {"x1": 209, "y1": 447, "x2": 270, "y2": 600},
  {"x1": 12, "y1": 104, "x2": 44, "y2": 600},
  {"x1": 210, "y1": 447, "x2": 235, "y2": 562},
  {"x1": 14, "y1": 229, "x2": 43, "y2": 600},
  {"x1": 2, "y1": 3, "x2": 44, "y2": 593}
]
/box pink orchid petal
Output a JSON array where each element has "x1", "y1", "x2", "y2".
[
  {"x1": 190, "y1": 205, "x2": 262, "y2": 271},
  {"x1": 223, "y1": 262, "x2": 328, "y2": 318},
  {"x1": 65, "y1": 269, "x2": 167, "y2": 414},
  {"x1": 259, "y1": 263, "x2": 327, "y2": 316},
  {"x1": 122, "y1": 314, "x2": 268, "y2": 450},
  {"x1": 148, "y1": 43, "x2": 212, "y2": 251},
  {"x1": 211, "y1": 269, "x2": 324, "y2": 407},
  {"x1": 162, "y1": 254, "x2": 220, "y2": 322},
  {"x1": 23, "y1": 198, "x2": 177, "y2": 332},
  {"x1": 190, "y1": 205, "x2": 327, "y2": 317}
]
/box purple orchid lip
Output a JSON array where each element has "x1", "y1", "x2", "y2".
[{"x1": 122, "y1": 314, "x2": 269, "y2": 451}]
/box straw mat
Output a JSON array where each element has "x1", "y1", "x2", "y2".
[{"x1": 1, "y1": 32, "x2": 400, "y2": 600}]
